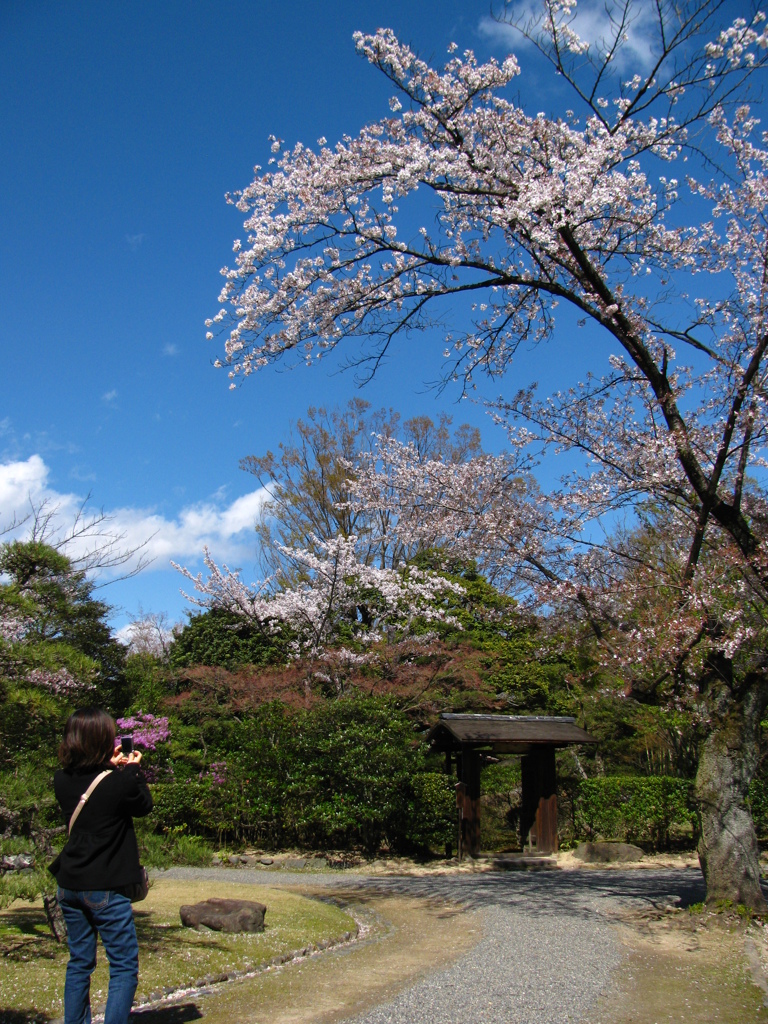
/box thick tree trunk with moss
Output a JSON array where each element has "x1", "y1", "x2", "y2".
[{"x1": 696, "y1": 682, "x2": 768, "y2": 912}]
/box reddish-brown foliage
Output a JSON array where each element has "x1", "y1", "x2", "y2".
[{"x1": 165, "y1": 639, "x2": 508, "y2": 722}]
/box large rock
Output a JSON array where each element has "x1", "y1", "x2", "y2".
[
  {"x1": 1, "y1": 853, "x2": 35, "y2": 872},
  {"x1": 180, "y1": 897, "x2": 267, "y2": 933},
  {"x1": 574, "y1": 841, "x2": 644, "y2": 863}
]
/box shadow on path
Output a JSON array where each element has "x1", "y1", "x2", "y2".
[
  {"x1": 0, "y1": 1011, "x2": 54, "y2": 1024},
  {"x1": 346, "y1": 867, "x2": 710, "y2": 916},
  {"x1": 133, "y1": 1003, "x2": 204, "y2": 1022},
  {"x1": 163, "y1": 865, "x2": 710, "y2": 919}
]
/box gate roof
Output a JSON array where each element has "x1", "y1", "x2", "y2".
[{"x1": 427, "y1": 713, "x2": 597, "y2": 755}]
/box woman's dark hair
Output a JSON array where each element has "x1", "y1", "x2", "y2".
[{"x1": 59, "y1": 707, "x2": 116, "y2": 769}]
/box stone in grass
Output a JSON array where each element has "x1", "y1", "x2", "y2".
[
  {"x1": 573, "y1": 841, "x2": 644, "y2": 863},
  {"x1": 180, "y1": 897, "x2": 267, "y2": 933},
  {"x1": 1, "y1": 853, "x2": 35, "y2": 871}
]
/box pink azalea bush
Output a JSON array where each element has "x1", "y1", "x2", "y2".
[{"x1": 116, "y1": 713, "x2": 170, "y2": 751}]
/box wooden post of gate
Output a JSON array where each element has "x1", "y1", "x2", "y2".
[
  {"x1": 461, "y1": 748, "x2": 482, "y2": 857},
  {"x1": 455, "y1": 781, "x2": 466, "y2": 861},
  {"x1": 520, "y1": 747, "x2": 558, "y2": 854}
]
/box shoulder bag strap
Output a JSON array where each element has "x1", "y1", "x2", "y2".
[{"x1": 68, "y1": 770, "x2": 111, "y2": 833}]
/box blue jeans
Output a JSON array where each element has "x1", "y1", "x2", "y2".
[{"x1": 57, "y1": 887, "x2": 138, "y2": 1024}]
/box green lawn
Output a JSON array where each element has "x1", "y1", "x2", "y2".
[{"x1": 0, "y1": 879, "x2": 356, "y2": 1022}]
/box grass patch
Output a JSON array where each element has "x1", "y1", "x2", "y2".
[{"x1": 0, "y1": 879, "x2": 356, "y2": 1021}]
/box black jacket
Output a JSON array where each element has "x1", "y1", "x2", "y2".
[{"x1": 49, "y1": 763, "x2": 153, "y2": 890}]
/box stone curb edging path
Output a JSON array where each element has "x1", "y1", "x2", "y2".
[
  {"x1": 129, "y1": 919, "x2": 363, "y2": 1017},
  {"x1": 128, "y1": 889, "x2": 378, "y2": 1020},
  {"x1": 54, "y1": 926, "x2": 364, "y2": 1024}
]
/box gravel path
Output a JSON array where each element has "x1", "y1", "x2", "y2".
[
  {"x1": 342, "y1": 902, "x2": 619, "y2": 1024},
  {"x1": 163, "y1": 866, "x2": 707, "y2": 1024}
]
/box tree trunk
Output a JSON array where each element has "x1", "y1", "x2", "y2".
[
  {"x1": 696, "y1": 683, "x2": 767, "y2": 912},
  {"x1": 43, "y1": 892, "x2": 68, "y2": 943}
]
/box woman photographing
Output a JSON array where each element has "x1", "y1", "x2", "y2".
[{"x1": 49, "y1": 707, "x2": 153, "y2": 1024}]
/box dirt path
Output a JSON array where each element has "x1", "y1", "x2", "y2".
[{"x1": 588, "y1": 909, "x2": 768, "y2": 1023}]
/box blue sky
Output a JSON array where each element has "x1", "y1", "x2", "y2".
[
  {"x1": 1, "y1": 0, "x2": 522, "y2": 632},
  {"x1": 0, "y1": 0, "x2": 747, "y2": 634}
]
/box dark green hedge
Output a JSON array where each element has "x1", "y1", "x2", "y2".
[{"x1": 574, "y1": 776, "x2": 697, "y2": 849}]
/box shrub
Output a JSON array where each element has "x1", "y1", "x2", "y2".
[
  {"x1": 282, "y1": 697, "x2": 424, "y2": 854},
  {"x1": 142, "y1": 696, "x2": 465, "y2": 855},
  {"x1": 170, "y1": 609, "x2": 290, "y2": 669},
  {"x1": 147, "y1": 776, "x2": 204, "y2": 834},
  {"x1": 137, "y1": 828, "x2": 172, "y2": 869},
  {"x1": 409, "y1": 772, "x2": 456, "y2": 853},
  {"x1": 575, "y1": 776, "x2": 697, "y2": 850}
]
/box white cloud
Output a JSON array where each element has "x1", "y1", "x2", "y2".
[
  {"x1": 163, "y1": 344, "x2": 179, "y2": 357},
  {"x1": 477, "y1": 14, "x2": 522, "y2": 49},
  {"x1": 113, "y1": 623, "x2": 135, "y2": 645},
  {"x1": 220, "y1": 490, "x2": 271, "y2": 536},
  {"x1": 479, "y1": 1, "x2": 657, "y2": 71},
  {"x1": 0, "y1": 455, "x2": 270, "y2": 578},
  {"x1": 69, "y1": 465, "x2": 97, "y2": 483},
  {"x1": 102, "y1": 389, "x2": 118, "y2": 405},
  {"x1": 126, "y1": 233, "x2": 146, "y2": 251},
  {"x1": 0, "y1": 454, "x2": 51, "y2": 515}
]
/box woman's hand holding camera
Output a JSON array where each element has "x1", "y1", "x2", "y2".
[{"x1": 110, "y1": 747, "x2": 143, "y2": 768}]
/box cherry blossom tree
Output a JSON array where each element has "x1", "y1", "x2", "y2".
[
  {"x1": 123, "y1": 610, "x2": 175, "y2": 660},
  {"x1": 348, "y1": 428, "x2": 768, "y2": 900},
  {"x1": 208, "y1": 1, "x2": 768, "y2": 906},
  {"x1": 242, "y1": 399, "x2": 481, "y2": 581},
  {"x1": 175, "y1": 535, "x2": 464, "y2": 667}
]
